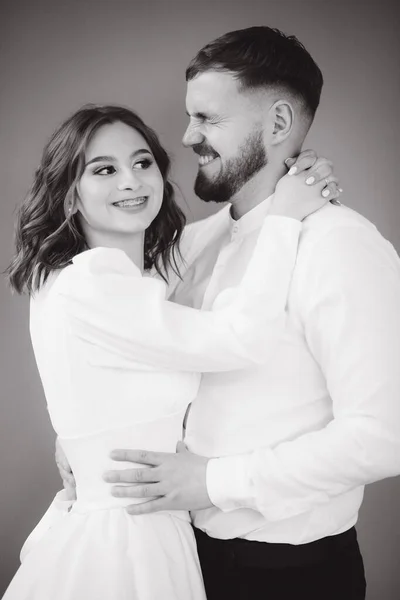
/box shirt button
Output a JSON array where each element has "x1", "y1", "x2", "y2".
[{"x1": 231, "y1": 226, "x2": 239, "y2": 241}]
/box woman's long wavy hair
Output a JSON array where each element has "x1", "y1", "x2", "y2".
[{"x1": 7, "y1": 105, "x2": 186, "y2": 294}]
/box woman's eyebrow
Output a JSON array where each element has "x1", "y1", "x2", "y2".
[{"x1": 85, "y1": 149, "x2": 152, "y2": 167}]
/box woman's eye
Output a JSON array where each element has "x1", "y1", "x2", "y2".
[
  {"x1": 94, "y1": 166, "x2": 116, "y2": 176},
  {"x1": 134, "y1": 158, "x2": 152, "y2": 170}
]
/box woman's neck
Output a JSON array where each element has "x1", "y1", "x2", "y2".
[{"x1": 84, "y1": 229, "x2": 145, "y2": 272}]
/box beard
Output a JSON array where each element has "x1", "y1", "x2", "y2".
[{"x1": 194, "y1": 129, "x2": 267, "y2": 204}]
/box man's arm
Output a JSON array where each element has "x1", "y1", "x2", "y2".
[
  {"x1": 205, "y1": 224, "x2": 400, "y2": 519},
  {"x1": 106, "y1": 223, "x2": 400, "y2": 516}
]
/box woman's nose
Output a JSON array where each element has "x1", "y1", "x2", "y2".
[{"x1": 117, "y1": 170, "x2": 141, "y2": 191}]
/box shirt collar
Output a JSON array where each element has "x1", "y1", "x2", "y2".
[{"x1": 228, "y1": 194, "x2": 274, "y2": 241}]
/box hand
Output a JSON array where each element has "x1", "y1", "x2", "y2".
[
  {"x1": 103, "y1": 442, "x2": 213, "y2": 515},
  {"x1": 285, "y1": 150, "x2": 342, "y2": 204},
  {"x1": 55, "y1": 438, "x2": 76, "y2": 501},
  {"x1": 270, "y1": 152, "x2": 341, "y2": 221},
  {"x1": 285, "y1": 150, "x2": 343, "y2": 206}
]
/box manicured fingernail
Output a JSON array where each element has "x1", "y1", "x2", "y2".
[
  {"x1": 331, "y1": 199, "x2": 342, "y2": 206},
  {"x1": 288, "y1": 166, "x2": 297, "y2": 175},
  {"x1": 284, "y1": 157, "x2": 293, "y2": 165},
  {"x1": 305, "y1": 176, "x2": 315, "y2": 185},
  {"x1": 322, "y1": 189, "x2": 330, "y2": 197},
  {"x1": 338, "y1": 188, "x2": 343, "y2": 193}
]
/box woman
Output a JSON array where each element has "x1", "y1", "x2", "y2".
[{"x1": 5, "y1": 105, "x2": 337, "y2": 599}]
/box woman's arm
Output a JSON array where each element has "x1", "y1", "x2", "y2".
[{"x1": 54, "y1": 173, "x2": 330, "y2": 372}]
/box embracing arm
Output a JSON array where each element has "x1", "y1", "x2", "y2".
[
  {"x1": 53, "y1": 173, "x2": 332, "y2": 373},
  {"x1": 206, "y1": 225, "x2": 400, "y2": 519},
  {"x1": 55, "y1": 214, "x2": 300, "y2": 372}
]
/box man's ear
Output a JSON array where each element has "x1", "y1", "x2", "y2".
[{"x1": 269, "y1": 100, "x2": 294, "y2": 145}]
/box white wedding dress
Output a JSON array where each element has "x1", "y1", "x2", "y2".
[{"x1": 3, "y1": 215, "x2": 301, "y2": 599}]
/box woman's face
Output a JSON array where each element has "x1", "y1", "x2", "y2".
[{"x1": 77, "y1": 121, "x2": 164, "y2": 240}]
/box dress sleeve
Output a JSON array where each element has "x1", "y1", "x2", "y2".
[{"x1": 54, "y1": 215, "x2": 301, "y2": 372}]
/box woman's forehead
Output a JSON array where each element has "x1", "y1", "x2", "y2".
[{"x1": 85, "y1": 122, "x2": 150, "y2": 159}]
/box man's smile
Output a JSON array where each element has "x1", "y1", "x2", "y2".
[{"x1": 198, "y1": 155, "x2": 219, "y2": 167}]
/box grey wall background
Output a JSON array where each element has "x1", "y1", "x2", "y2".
[{"x1": 0, "y1": 0, "x2": 399, "y2": 597}]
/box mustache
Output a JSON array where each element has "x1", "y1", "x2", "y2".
[{"x1": 192, "y1": 143, "x2": 219, "y2": 157}]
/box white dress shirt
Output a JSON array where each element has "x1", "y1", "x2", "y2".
[{"x1": 168, "y1": 196, "x2": 400, "y2": 545}]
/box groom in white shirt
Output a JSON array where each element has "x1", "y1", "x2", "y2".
[{"x1": 63, "y1": 26, "x2": 400, "y2": 599}]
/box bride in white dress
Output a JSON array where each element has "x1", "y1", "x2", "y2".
[{"x1": 4, "y1": 105, "x2": 334, "y2": 599}]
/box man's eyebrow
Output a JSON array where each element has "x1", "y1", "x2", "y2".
[
  {"x1": 85, "y1": 149, "x2": 151, "y2": 167},
  {"x1": 185, "y1": 111, "x2": 211, "y2": 120}
]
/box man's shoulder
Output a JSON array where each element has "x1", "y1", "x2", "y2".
[
  {"x1": 296, "y1": 201, "x2": 400, "y2": 275},
  {"x1": 298, "y1": 202, "x2": 391, "y2": 258},
  {"x1": 301, "y1": 202, "x2": 378, "y2": 241}
]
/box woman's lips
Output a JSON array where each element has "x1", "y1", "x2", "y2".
[{"x1": 112, "y1": 196, "x2": 148, "y2": 208}]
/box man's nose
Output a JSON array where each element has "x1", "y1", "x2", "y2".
[{"x1": 182, "y1": 124, "x2": 205, "y2": 147}]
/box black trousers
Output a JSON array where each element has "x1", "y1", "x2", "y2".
[{"x1": 194, "y1": 526, "x2": 366, "y2": 600}]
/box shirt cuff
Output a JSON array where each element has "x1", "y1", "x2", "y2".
[
  {"x1": 206, "y1": 454, "x2": 255, "y2": 512},
  {"x1": 206, "y1": 450, "x2": 332, "y2": 522}
]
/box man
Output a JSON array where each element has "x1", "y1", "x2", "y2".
[{"x1": 60, "y1": 27, "x2": 400, "y2": 599}]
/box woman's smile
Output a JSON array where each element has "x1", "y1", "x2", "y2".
[{"x1": 112, "y1": 196, "x2": 149, "y2": 210}]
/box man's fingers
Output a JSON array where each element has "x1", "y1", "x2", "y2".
[
  {"x1": 104, "y1": 467, "x2": 159, "y2": 484},
  {"x1": 55, "y1": 439, "x2": 72, "y2": 473},
  {"x1": 111, "y1": 483, "x2": 166, "y2": 498},
  {"x1": 56, "y1": 457, "x2": 72, "y2": 473},
  {"x1": 63, "y1": 484, "x2": 77, "y2": 501},
  {"x1": 110, "y1": 449, "x2": 163, "y2": 465},
  {"x1": 62, "y1": 472, "x2": 76, "y2": 487},
  {"x1": 57, "y1": 461, "x2": 74, "y2": 482},
  {"x1": 126, "y1": 497, "x2": 167, "y2": 515}
]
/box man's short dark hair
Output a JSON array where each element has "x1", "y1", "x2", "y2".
[{"x1": 186, "y1": 26, "x2": 323, "y2": 119}]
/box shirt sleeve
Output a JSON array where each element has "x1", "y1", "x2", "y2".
[
  {"x1": 206, "y1": 224, "x2": 400, "y2": 519},
  {"x1": 54, "y1": 216, "x2": 301, "y2": 373}
]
